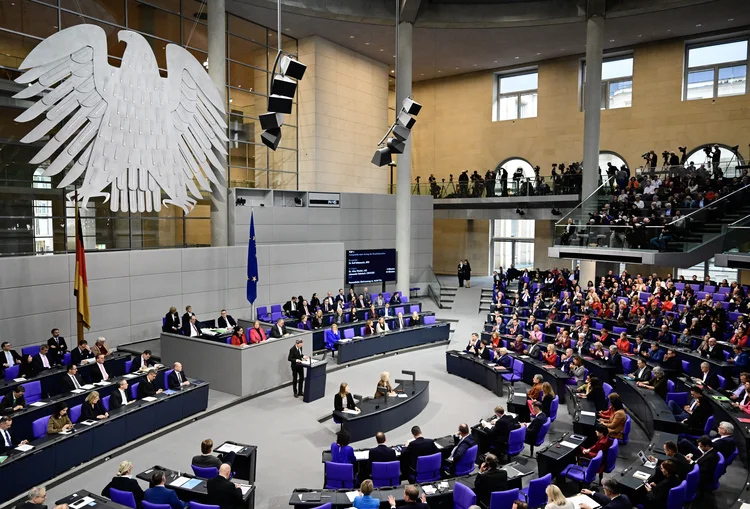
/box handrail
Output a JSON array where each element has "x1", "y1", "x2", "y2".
[
  {"x1": 554, "y1": 176, "x2": 614, "y2": 226},
  {"x1": 728, "y1": 213, "x2": 750, "y2": 227},
  {"x1": 664, "y1": 183, "x2": 750, "y2": 226}
]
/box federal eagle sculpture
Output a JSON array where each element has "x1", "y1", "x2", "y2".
[{"x1": 13, "y1": 25, "x2": 228, "y2": 213}]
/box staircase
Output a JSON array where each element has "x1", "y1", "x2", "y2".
[
  {"x1": 439, "y1": 285, "x2": 457, "y2": 310},
  {"x1": 479, "y1": 288, "x2": 494, "y2": 312}
]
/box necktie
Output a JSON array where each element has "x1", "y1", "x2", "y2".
[
  {"x1": 5, "y1": 351, "x2": 11, "y2": 365},
  {"x1": 2, "y1": 429, "x2": 10, "y2": 446},
  {"x1": 177, "y1": 371, "x2": 182, "y2": 384},
  {"x1": 100, "y1": 363, "x2": 108, "y2": 380},
  {"x1": 42, "y1": 355, "x2": 49, "y2": 368},
  {"x1": 71, "y1": 374, "x2": 81, "y2": 389},
  {"x1": 120, "y1": 389, "x2": 127, "y2": 403}
]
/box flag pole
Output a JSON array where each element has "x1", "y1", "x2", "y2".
[
  {"x1": 75, "y1": 190, "x2": 84, "y2": 346},
  {"x1": 250, "y1": 201, "x2": 254, "y2": 321}
]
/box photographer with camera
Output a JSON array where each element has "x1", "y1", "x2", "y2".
[
  {"x1": 499, "y1": 167, "x2": 508, "y2": 196},
  {"x1": 679, "y1": 146, "x2": 687, "y2": 164},
  {"x1": 458, "y1": 170, "x2": 469, "y2": 197},
  {"x1": 428, "y1": 174, "x2": 440, "y2": 199},
  {"x1": 485, "y1": 169, "x2": 496, "y2": 198},
  {"x1": 609, "y1": 213, "x2": 629, "y2": 248},
  {"x1": 470, "y1": 170, "x2": 484, "y2": 197}
]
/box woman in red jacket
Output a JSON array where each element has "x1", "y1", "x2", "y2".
[
  {"x1": 578, "y1": 424, "x2": 613, "y2": 473},
  {"x1": 248, "y1": 320, "x2": 267, "y2": 344},
  {"x1": 231, "y1": 326, "x2": 248, "y2": 346}
]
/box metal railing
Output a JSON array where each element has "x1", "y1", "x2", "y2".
[
  {"x1": 388, "y1": 173, "x2": 586, "y2": 198},
  {"x1": 418, "y1": 266, "x2": 444, "y2": 309},
  {"x1": 721, "y1": 214, "x2": 750, "y2": 254}
]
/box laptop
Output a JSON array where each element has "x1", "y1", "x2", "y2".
[{"x1": 637, "y1": 450, "x2": 657, "y2": 468}]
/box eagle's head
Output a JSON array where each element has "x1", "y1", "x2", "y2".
[{"x1": 117, "y1": 30, "x2": 159, "y2": 72}]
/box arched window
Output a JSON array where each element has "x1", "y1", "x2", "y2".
[
  {"x1": 599, "y1": 151, "x2": 629, "y2": 181},
  {"x1": 496, "y1": 157, "x2": 535, "y2": 179},
  {"x1": 684, "y1": 144, "x2": 745, "y2": 177}
]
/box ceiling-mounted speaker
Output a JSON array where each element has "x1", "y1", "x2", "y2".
[
  {"x1": 260, "y1": 112, "x2": 284, "y2": 130},
  {"x1": 261, "y1": 128, "x2": 282, "y2": 150},
  {"x1": 270, "y1": 74, "x2": 297, "y2": 98},
  {"x1": 402, "y1": 98, "x2": 422, "y2": 116},
  {"x1": 391, "y1": 124, "x2": 411, "y2": 142},
  {"x1": 280, "y1": 55, "x2": 307, "y2": 80},
  {"x1": 371, "y1": 147, "x2": 392, "y2": 167},
  {"x1": 397, "y1": 110, "x2": 416, "y2": 129},
  {"x1": 386, "y1": 137, "x2": 405, "y2": 154},
  {"x1": 267, "y1": 94, "x2": 293, "y2": 114}
]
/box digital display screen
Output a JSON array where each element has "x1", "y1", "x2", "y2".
[{"x1": 346, "y1": 249, "x2": 397, "y2": 284}]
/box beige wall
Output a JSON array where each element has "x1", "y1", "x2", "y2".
[
  {"x1": 297, "y1": 36, "x2": 390, "y2": 192},
  {"x1": 410, "y1": 36, "x2": 750, "y2": 180},
  {"x1": 433, "y1": 219, "x2": 489, "y2": 275},
  {"x1": 534, "y1": 220, "x2": 556, "y2": 271}
]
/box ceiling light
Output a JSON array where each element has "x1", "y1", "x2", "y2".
[
  {"x1": 695, "y1": 24, "x2": 702, "y2": 27},
  {"x1": 536, "y1": 52, "x2": 541, "y2": 55},
  {"x1": 350, "y1": 35, "x2": 355, "y2": 39},
  {"x1": 380, "y1": 49, "x2": 384, "y2": 52},
  {"x1": 393, "y1": 55, "x2": 396, "y2": 58},
  {"x1": 637, "y1": 34, "x2": 642, "y2": 37},
  {"x1": 455, "y1": 67, "x2": 458, "y2": 70},
  {"x1": 391, "y1": 70, "x2": 394, "y2": 73},
  {"x1": 728, "y1": 18, "x2": 734, "y2": 21},
  {"x1": 437, "y1": 70, "x2": 441, "y2": 73},
  {"x1": 667, "y1": 29, "x2": 671, "y2": 32},
  {"x1": 285, "y1": 28, "x2": 290, "y2": 31},
  {"x1": 365, "y1": 42, "x2": 370, "y2": 45},
  {"x1": 560, "y1": 48, "x2": 565, "y2": 51},
  {"x1": 609, "y1": 39, "x2": 615, "y2": 42},
  {"x1": 494, "y1": 60, "x2": 498, "y2": 63},
  {"x1": 473, "y1": 64, "x2": 477, "y2": 67},
  {"x1": 420, "y1": 73, "x2": 424, "y2": 76},
  {"x1": 514, "y1": 56, "x2": 519, "y2": 59},
  {"x1": 229, "y1": 99, "x2": 233, "y2": 103}
]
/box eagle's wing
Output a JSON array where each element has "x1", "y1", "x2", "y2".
[
  {"x1": 164, "y1": 43, "x2": 228, "y2": 207},
  {"x1": 13, "y1": 25, "x2": 113, "y2": 192}
]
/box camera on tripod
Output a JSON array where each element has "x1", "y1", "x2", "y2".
[
  {"x1": 415, "y1": 176, "x2": 420, "y2": 182},
  {"x1": 641, "y1": 152, "x2": 651, "y2": 159},
  {"x1": 703, "y1": 146, "x2": 713, "y2": 156},
  {"x1": 678, "y1": 146, "x2": 687, "y2": 153}
]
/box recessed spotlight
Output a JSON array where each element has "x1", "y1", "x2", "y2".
[
  {"x1": 455, "y1": 67, "x2": 458, "y2": 70},
  {"x1": 473, "y1": 64, "x2": 477, "y2": 67},
  {"x1": 609, "y1": 39, "x2": 615, "y2": 42},
  {"x1": 380, "y1": 49, "x2": 384, "y2": 52},
  {"x1": 728, "y1": 18, "x2": 734, "y2": 21},
  {"x1": 393, "y1": 55, "x2": 396, "y2": 58},
  {"x1": 391, "y1": 70, "x2": 394, "y2": 73},
  {"x1": 695, "y1": 23, "x2": 702, "y2": 27},
  {"x1": 494, "y1": 60, "x2": 498, "y2": 63},
  {"x1": 637, "y1": 34, "x2": 642, "y2": 37},
  {"x1": 349, "y1": 35, "x2": 355, "y2": 39},
  {"x1": 560, "y1": 48, "x2": 565, "y2": 51},
  {"x1": 514, "y1": 56, "x2": 519, "y2": 59},
  {"x1": 437, "y1": 70, "x2": 441, "y2": 73},
  {"x1": 285, "y1": 28, "x2": 290, "y2": 31},
  {"x1": 365, "y1": 42, "x2": 370, "y2": 45},
  {"x1": 536, "y1": 52, "x2": 541, "y2": 55},
  {"x1": 421, "y1": 73, "x2": 424, "y2": 76},
  {"x1": 667, "y1": 29, "x2": 671, "y2": 32},
  {"x1": 229, "y1": 99, "x2": 233, "y2": 103}
]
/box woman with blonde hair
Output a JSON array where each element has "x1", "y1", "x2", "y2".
[
  {"x1": 81, "y1": 391, "x2": 108, "y2": 420},
  {"x1": 163, "y1": 306, "x2": 180, "y2": 332},
  {"x1": 374, "y1": 371, "x2": 395, "y2": 398},
  {"x1": 334, "y1": 382, "x2": 359, "y2": 413},
  {"x1": 100, "y1": 460, "x2": 144, "y2": 503},
  {"x1": 352, "y1": 479, "x2": 379, "y2": 508},
  {"x1": 544, "y1": 484, "x2": 575, "y2": 509}
]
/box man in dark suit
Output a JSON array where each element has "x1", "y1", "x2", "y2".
[
  {"x1": 217, "y1": 310, "x2": 236, "y2": 329},
  {"x1": 368, "y1": 431, "x2": 397, "y2": 471},
  {"x1": 192, "y1": 438, "x2": 236, "y2": 468},
  {"x1": 183, "y1": 316, "x2": 202, "y2": 337},
  {"x1": 669, "y1": 387, "x2": 711, "y2": 435},
  {"x1": 525, "y1": 338, "x2": 542, "y2": 359},
  {"x1": 287, "y1": 339, "x2": 307, "y2": 397},
  {"x1": 101, "y1": 460, "x2": 144, "y2": 508},
  {"x1": 606, "y1": 346, "x2": 623, "y2": 374},
  {"x1": 524, "y1": 401, "x2": 547, "y2": 445},
  {"x1": 31, "y1": 345, "x2": 53, "y2": 375},
  {"x1": 60, "y1": 364, "x2": 84, "y2": 392},
  {"x1": 473, "y1": 454, "x2": 508, "y2": 508},
  {"x1": 334, "y1": 289, "x2": 346, "y2": 308},
  {"x1": 404, "y1": 425, "x2": 439, "y2": 473},
  {"x1": 282, "y1": 296, "x2": 298, "y2": 317},
  {"x1": 389, "y1": 292, "x2": 402, "y2": 305},
  {"x1": 630, "y1": 358, "x2": 652, "y2": 382},
  {"x1": 131, "y1": 350, "x2": 156, "y2": 373},
  {"x1": 47, "y1": 328, "x2": 68, "y2": 364},
  {"x1": 0, "y1": 386, "x2": 26, "y2": 415},
  {"x1": 207, "y1": 464, "x2": 243, "y2": 509},
  {"x1": 271, "y1": 318, "x2": 289, "y2": 338},
  {"x1": 90, "y1": 354, "x2": 111, "y2": 383},
  {"x1": 444, "y1": 423, "x2": 476, "y2": 474},
  {"x1": 696, "y1": 362, "x2": 720, "y2": 390},
  {"x1": 17, "y1": 485, "x2": 47, "y2": 509},
  {"x1": 0, "y1": 415, "x2": 28, "y2": 453},
  {"x1": 137, "y1": 369, "x2": 163, "y2": 399},
  {"x1": 168, "y1": 362, "x2": 190, "y2": 389},
  {"x1": 648, "y1": 441, "x2": 692, "y2": 481},
  {"x1": 694, "y1": 436, "x2": 720, "y2": 498},
  {"x1": 182, "y1": 306, "x2": 195, "y2": 330},
  {"x1": 679, "y1": 421, "x2": 736, "y2": 462},
  {"x1": 109, "y1": 379, "x2": 131, "y2": 409},
  {"x1": 386, "y1": 485, "x2": 428, "y2": 509},
  {"x1": 70, "y1": 340, "x2": 94, "y2": 365},
  {"x1": 299, "y1": 300, "x2": 312, "y2": 318},
  {"x1": 701, "y1": 338, "x2": 725, "y2": 361},
  {"x1": 483, "y1": 405, "x2": 520, "y2": 455},
  {"x1": 144, "y1": 471, "x2": 187, "y2": 509},
  {"x1": 395, "y1": 312, "x2": 407, "y2": 330},
  {"x1": 580, "y1": 479, "x2": 632, "y2": 509},
  {"x1": 1, "y1": 342, "x2": 22, "y2": 371}
]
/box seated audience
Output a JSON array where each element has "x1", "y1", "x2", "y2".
[
  {"x1": 474, "y1": 453, "x2": 508, "y2": 508},
  {"x1": 404, "y1": 425, "x2": 439, "y2": 472},
  {"x1": 353, "y1": 480, "x2": 379, "y2": 509},
  {"x1": 81, "y1": 391, "x2": 108, "y2": 421},
  {"x1": 137, "y1": 369, "x2": 163, "y2": 398},
  {"x1": 599, "y1": 397, "x2": 626, "y2": 439},
  {"x1": 92, "y1": 337, "x2": 109, "y2": 357},
  {"x1": 523, "y1": 401, "x2": 547, "y2": 445},
  {"x1": 71, "y1": 340, "x2": 94, "y2": 365},
  {"x1": 90, "y1": 354, "x2": 110, "y2": 383},
  {"x1": 31, "y1": 345, "x2": 53, "y2": 374},
  {"x1": 334, "y1": 382, "x2": 359, "y2": 413},
  {"x1": 19, "y1": 486, "x2": 47, "y2": 509},
  {"x1": 330, "y1": 429, "x2": 356, "y2": 464},
  {"x1": 164, "y1": 307, "x2": 181, "y2": 333},
  {"x1": 60, "y1": 364, "x2": 84, "y2": 392},
  {"x1": 101, "y1": 461, "x2": 144, "y2": 508},
  {"x1": 368, "y1": 431, "x2": 397, "y2": 468},
  {"x1": 249, "y1": 321, "x2": 267, "y2": 344},
  {"x1": 168, "y1": 362, "x2": 190, "y2": 389},
  {"x1": 47, "y1": 403, "x2": 73, "y2": 434},
  {"x1": 184, "y1": 316, "x2": 202, "y2": 337},
  {"x1": 110, "y1": 379, "x2": 131, "y2": 409},
  {"x1": 637, "y1": 366, "x2": 668, "y2": 399},
  {"x1": 545, "y1": 484, "x2": 575, "y2": 509},
  {"x1": 217, "y1": 309, "x2": 236, "y2": 329},
  {"x1": 444, "y1": 423, "x2": 476, "y2": 474},
  {"x1": 580, "y1": 479, "x2": 631, "y2": 509},
  {"x1": 270, "y1": 318, "x2": 289, "y2": 338},
  {"x1": 230, "y1": 327, "x2": 248, "y2": 346},
  {"x1": 144, "y1": 470, "x2": 188, "y2": 509},
  {"x1": 206, "y1": 463, "x2": 243, "y2": 509},
  {"x1": 130, "y1": 350, "x2": 156, "y2": 373},
  {"x1": 0, "y1": 415, "x2": 28, "y2": 452}
]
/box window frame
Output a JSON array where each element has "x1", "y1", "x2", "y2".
[
  {"x1": 683, "y1": 37, "x2": 749, "y2": 101},
  {"x1": 494, "y1": 68, "x2": 539, "y2": 122},
  {"x1": 580, "y1": 54, "x2": 634, "y2": 111}
]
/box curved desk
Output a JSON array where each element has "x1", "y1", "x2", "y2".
[
  {"x1": 333, "y1": 380, "x2": 429, "y2": 442},
  {"x1": 446, "y1": 350, "x2": 505, "y2": 397},
  {"x1": 509, "y1": 353, "x2": 571, "y2": 403},
  {"x1": 336, "y1": 323, "x2": 450, "y2": 364},
  {"x1": 614, "y1": 375, "x2": 680, "y2": 438}
]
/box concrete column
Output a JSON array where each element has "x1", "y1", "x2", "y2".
[
  {"x1": 396, "y1": 21, "x2": 413, "y2": 294},
  {"x1": 582, "y1": 14, "x2": 604, "y2": 212},
  {"x1": 579, "y1": 260, "x2": 597, "y2": 287},
  {"x1": 208, "y1": 0, "x2": 228, "y2": 247}
]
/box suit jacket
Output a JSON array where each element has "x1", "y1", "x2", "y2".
[
  {"x1": 368, "y1": 444, "x2": 397, "y2": 465},
  {"x1": 130, "y1": 356, "x2": 155, "y2": 373},
  {"x1": 182, "y1": 312, "x2": 195, "y2": 327},
  {"x1": 168, "y1": 370, "x2": 187, "y2": 389},
  {"x1": 217, "y1": 316, "x2": 236, "y2": 328},
  {"x1": 47, "y1": 336, "x2": 68, "y2": 361},
  {"x1": 31, "y1": 353, "x2": 53, "y2": 374},
  {"x1": 70, "y1": 347, "x2": 93, "y2": 365},
  {"x1": 137, "y1": 379, "x2": 158, "y2": 398},
  {"x1": 90, "y1": 362, "x2": 111, "y2": 383},
  {"x1": 632, "y1": 366, "x2": 652, "y2": 382},
  {"x1": 0, "y1": 393, "x2": 26, "y2": 414},
  {"x1": 398, "y1": 503, "x2": 428, "y2": 509},
  {"x1": 474, "y1": 468, "x2": 508, "y2": 509},
  {"x1": 606, "y1": 352, "x2": 623, "y2": 373},
  {"x1": 702, "y1": 346, "x2": 725, "y2": 361},
  {"x1": 80, "y1": 401, "x2": 107, "y2": 421},
  {"x1": 646, "y1": 475, "x2": 680, "y2": 508},
  {"x1": 696, "y1": 448, "x2": 720, "y2": 490},
  {"x1": 488, "y1": 414, "x2": 520, "y2": 448},
  {"x1": 405, "y1": 437, "x2": 439, "y2": 470},
  {"x1": 525, "y1": 412, "x2": 547, "y2": 443},
  {"x1": 183, "y1": 321, "x2": 202, "y2": 337},
  {"x1": 591, "y1": 492, "x2": 631, "y2": 509},
  {"x1": 270, "y1": 324, "x2": 288, "y2": 338},
  {"x1": 192, "y1": 454, "x2": 222, "y2": 468},
  {"x1": 288, "y1": 345, "x2": 304, "y2": 369},
  {"x1": 102, "y1": 476, "x2": 144, "y2": 507},
  {"x1": 1, "y1": 349, "x2": 21, "y2": 367},
  {"x1": 164, "y1": 313, "x2": 181, "y2": 332},
  {"x1": 334, "y1": 392, "x2": 355, "y2": 412},
  {"x1": 390, "y1": 294, "x2": 402, "y2": 305},
  {"x1": 282, "y1": 301, "x2": 297, "y2": 316},
  {"x1": 526, "y1": 343, "x2": 542, "y2": 359},
  {"x1": 0, "y1": 428, "x2": 18, "y2": 453},
  {"x1": 449, "y1": 434, "x2": 476, "y2": 464},
  {"x1": 144, "y1": 485, "x2": 187, "y2": 509},
  {"x1": 109, "y1": 389, "x2": 130, "y2": 410},
  {"x1": 685, "y1": 396, "x2": 711, "y2": 434},
  {"x1": 324, "y1": 330, "x2": 341, "y2": 350},
  {"x1": 699, "y1": 372, "x2": 720, "y2": 390},
  {"x1": 60, "y1": 373, "x2": 83, "y2": 392},
  {"x1": 712, "y1": 435, "x2": 736, "y2": 460},
  {"x1": 496, "y1": 354, "x2": 512, "y2": 368},
  {"x1": 206, "y1": 475, "x2": 243, "y2": 509}
]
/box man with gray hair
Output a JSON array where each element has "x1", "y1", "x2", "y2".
[
  {"x1": 137, "y1": 368, "x2": 162, "y2": 398},
  {"x1": 678, "y1": 420, "x2": 736, "y2": 460},
  {"x1": 580, "y1": 478, "x2": 631, "y2": 509},
  {"x1": 696, "y1": 361, "x2": 719, "y2": 389},
  {"x1": 606, "y1": 345, "x2": 622, "y2": 373},
  {"x1": 287, "y1": 338, "x2": 307, "y2": 398},
  {"x1": 20, "y1": 486, "x2": 47, "y2": 509}
]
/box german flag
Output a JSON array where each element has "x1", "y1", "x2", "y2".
[{"x1": 74, "y1": 196, "x2": 90, "y2": 330}]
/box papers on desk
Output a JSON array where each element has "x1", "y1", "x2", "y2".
[
  {"x1": 354, "y1": 450, "x2": 369, "y2": 461},
  {"x1": 397, "y1": 393, "x2": 408, "y2": 398},
  {"x1": 519, "y1": 355, "x2": 530, "y2": 359},
  {"x1": 580, "y1": 411, "x2": 596, "y2": 416},
  {"x1": 170, "y1": 476, "x2": 192, "y2": 487},
  {"x1": 71, "y1": 389, "x2": 86, "y2": 394},
  {"x1": 69, "y1": 496, "x2": 96, "y2": 509},
  {"x1": 142, "y1": 396, "x2": 158, "y2": 402},
  {"x1": 163, "y1": 390, "x2": 177, "y2": 395},
  {"x1": 13, "y1": 377, "x2": 25, "y2": 382},
  {"x1": 435, "y1": 442, "x2": 444, "y2": 450},
  {"x1": 559, "y1": 441, "x2": 578, "y2": 449},
  {"x1": 567, "y1": 494, "x2": 600, "y2": 509},
  {"x1": 422, "y1": 485, "x2": 436, "y2": 495},
  {"x1": 95, "y1": 381, "x2": 111, "y2": 386},
  {"x1": 15, "y1": 444, "x2": 34, "y2": 452},
  {"x1": 81, "y1": 384, "x2": 95, "y2": 390},
  {"x1": 486, "y1": 363, "x2": 496, "y2": 367},
  {"x1": 59, "y1": 429, "x2": 73, "y2": 435},
  {"x1": 123, "y1": 374, "x2": 137, "y2": 379},
  {"x1": 632, "y1": 470, "x2": 651, "y2": 481},
  {"x1": 345, "y1": 491, "x2": 358, "y2": 503},
  {"x1": 182, "y1": 479, "x2": 202, "y2": 490},
  {"x1": 341, "y1": 408, "x2": 360, "y2": 415},
  {"x1": 239, "y1": 484, "x2": 252, "y2": 495},
  {"x1": 437, "y1": 481, "x2": 449, "y2": 489},
  {"x1": 30, "y1": 401, "x2": 48, "y2": 407},
  {"x1": 739, "y1": 504, "x2": 750, "y2": 509},
  {"x1": 202, "y1": 330, "x2": 218, "y2": 336},
  {"x1": 337, "y1": 338, "x2": 352, "y2": 343},
  {"x1": 507, "y1": 412, "x2": 518, "y2": 419},
  {"x1": 712, "y1": 395, "x2": 730, "y2": 402},
  {"x1": 80, "y1": 420, "x2": 98, "y2": 426},
  {"x1": 216, "y1": 443, "x2": 244, "y2": 454}
]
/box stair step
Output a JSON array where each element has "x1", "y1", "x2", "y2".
[{"x1": 442, "y1": 286, "x2": 458, "y2": 291}]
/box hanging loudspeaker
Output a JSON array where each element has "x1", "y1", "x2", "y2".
[
  {"x1": 280, "y1": 55, "x2": 307, "y2": 80},
  {"x1": 397, "y1": 110, "x2": 416, "y2": 129},
  {"x1": 270, "y1": 74, "x2": 297, "y2": 98},
  {"x1": 402, "y1": 98, "x2": 422, "y2": 116},
  {"x1": 260, "y1": 112, "x2": 284, "y2": 130},
  {"x1": 391, "y1": 124, "x2": 411, "y2": 141},
  {"x1": 371, "y1": 147, "x2": 392, "y2": 167},
  {"x1": 261, "y1": 128, "x2": 282, "y2": 150},
  {"x1": 268, "y1": 94, "x2": 293, "y2": 114},
  {"x1": 386, "y1": 137, "x2": 405, "y2": 154}
]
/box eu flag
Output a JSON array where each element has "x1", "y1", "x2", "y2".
[{"x1": 246, "y1": 211, "x2": 258, "y2": 304}]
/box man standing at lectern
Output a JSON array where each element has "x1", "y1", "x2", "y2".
[{"x1": 288, "y1": 339, "x2": 308, "y2": 398}]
